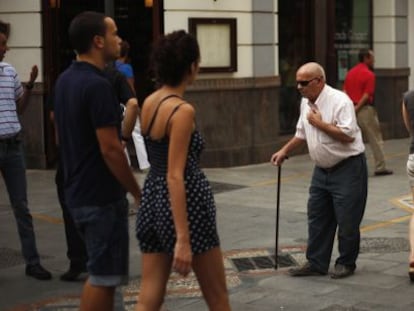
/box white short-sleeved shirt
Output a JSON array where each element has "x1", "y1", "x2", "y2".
[
  {"x1": 0, "y1": 62, "x2": 24, "y2": 138},
  {"x1": 295, "y1": 84, "x2": 365, "y2": 168}
]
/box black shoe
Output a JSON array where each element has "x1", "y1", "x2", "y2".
[
  {"x1": 60, "y1": 266, "x2": 87, "y2": 281},
  {"x1": 331, "y1": 264, "x2": 355, "y2": 279},
  {"x1": 288, "y1": 262, "x2": 326, "y2": 277},
  {"x1": 25, "y1": 264, "x2": 52, "y2": 280},
  {"x1": 409, "y1": 262, "x2": 414, "y2": 282},
  {"x1": 374, "y1": 169, "x2": 393, "y2": 176}
]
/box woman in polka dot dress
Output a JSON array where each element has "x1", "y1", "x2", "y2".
[{"x1": 135, "y1": 30, "x2": 231, "y2": 311}]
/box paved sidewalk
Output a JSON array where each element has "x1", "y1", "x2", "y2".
[{"x1": 1, "y1": 138, "x2": 414, "y2": 310}]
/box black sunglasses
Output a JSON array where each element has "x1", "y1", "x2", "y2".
[{"x1": 296, "y1": 77, "x2": 319, "y2": 87}]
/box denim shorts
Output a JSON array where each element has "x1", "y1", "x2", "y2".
[{"x1": 70, "y1": 198, "x2": 129, "y2": 286}]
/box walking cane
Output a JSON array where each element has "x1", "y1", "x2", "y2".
[{"x1": 275, "y1": 164, "x2": 281, "y2": 270}]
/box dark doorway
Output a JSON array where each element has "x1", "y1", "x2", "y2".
[
  {"x1": 42, "y1": 0, "x2": 162, "y2": 166},
  {"x1": 278, "y1": 0, "x2": 314, "y2": 134},
  {"x1": 113, "y1": 0, "x2": 157, "y2": 104}
]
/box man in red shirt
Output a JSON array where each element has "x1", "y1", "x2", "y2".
[{"x1": 344, "y1": 49, "x2": 393, "y2": 176}]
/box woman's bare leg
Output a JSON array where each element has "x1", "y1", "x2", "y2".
[
  {"x1": 192, "y1": 247, "x2": 231, "y2": 311},
  {"x1": 135, "y1": 253, "x2": 172, "y2": 311}
]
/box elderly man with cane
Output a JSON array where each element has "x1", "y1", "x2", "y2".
[{"x1": 271, "y1": 62, "x2": 367, "y2": 279}]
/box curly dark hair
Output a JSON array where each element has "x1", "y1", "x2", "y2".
[{"x1": 151, "y1": 30, "x2": 200, "y2": 87}]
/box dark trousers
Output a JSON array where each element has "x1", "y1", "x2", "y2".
[
  {"x1": 56, "y1": 158, "x2": 87, "y2": 269},
  {"x1": 0, "y1": 139, "x2": 39, "y2": 265},
  {"x1": 306, "y1": 153, "x2": 368, "y2": 273}
]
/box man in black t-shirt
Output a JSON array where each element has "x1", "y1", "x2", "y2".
[
  {"x1": 54, "y1": 12, "x2": 141, "y2": 311},
  {"x1": 50, "y1": 63, "x2": 138, "y2": 282}
]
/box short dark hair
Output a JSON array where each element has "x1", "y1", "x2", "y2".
[
  {"x1": 151, "y1": 30, "x2": 200, "y2": 87},
  {"x1": 120, "y1": 40, "x2": 130, "y2": 58},
  {"x1": 358, "y1": 49, "x2": 371, "y2": 62},
  {"x1": 0, "y1": 20, "x2": 10, "y2": 38},
  {"x1": 69, "y1": 11, "x2": 106, "y2": 54}
]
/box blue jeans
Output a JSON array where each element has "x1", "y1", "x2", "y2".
[
  {"x1": 0, "y1": 139, "x2": 40, "y2": 265},
  {"x1": 306, "y1": 153, "x2": 368, "y2": 273}
]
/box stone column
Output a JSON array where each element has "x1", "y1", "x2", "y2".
[{"x1": 373, "y1": 0, "x2": 409, "y2": 138}]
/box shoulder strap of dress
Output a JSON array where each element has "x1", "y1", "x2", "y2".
[
  {"x1": 145, "y1": 94, "x2": 181, "y2": 136},
  {"x1": 164, "y1": 103, "x2": 186, "y2": 135}
]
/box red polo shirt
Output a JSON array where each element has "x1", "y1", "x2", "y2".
[{"x1": 343, "y1": 63, "x2": 375, "y2": 105}]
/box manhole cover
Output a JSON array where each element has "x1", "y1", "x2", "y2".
[
  {"x1": 0, "y1": 247, "x2": 52, "y2": 269},
  {"x1": 320, "y1": 305, "x2": 367, "y2": 311},
  {"x1": 209, "y1": 181, "x2": 246, "y2": 194},
  {"x1": 231, "y1": 253, "x2": 297, "y2": 272},
  {"x1": 359, "y1": 237, "x2": 409, "y2": 253}
]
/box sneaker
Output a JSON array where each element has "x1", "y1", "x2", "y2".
[
  {"x1": 60, "y1": 266, "x2": 87, "y2": 282},
  {"x1": 288, "y1": 262, "x2": 326, "y2": 277},
  {"x1": 25, "y1": 263, "x2": 52, "y2": 280}
]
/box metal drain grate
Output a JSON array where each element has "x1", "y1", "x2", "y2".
[
  {"x1": 231, "y1": 253, "x2": 297, "y2": 272},
  {"x1": 209, "y1": 181, "x2": 246, "y2": 194},
  {"x1": 0, "y1": 247, "x2": 52, "y2": 269}
]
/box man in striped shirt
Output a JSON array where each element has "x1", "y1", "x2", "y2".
[{"x1": 0, "y1": 21, "x2": 51, "y2": 280}]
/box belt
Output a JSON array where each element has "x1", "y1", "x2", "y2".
[
  {"x1": 318, "y1": 153, "x2": 362, "y2": 173},
  {"x1": 0, "y1": 134, "x2": 20, "y2": 145}
]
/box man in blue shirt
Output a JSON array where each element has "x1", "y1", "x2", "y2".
[{"x1": 54, "y1": 11, "x2": 141, "y2": 311}]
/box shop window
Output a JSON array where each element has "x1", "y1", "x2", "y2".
[{"x1": 334, "y1": 0, "x2": 372, "y2": 87}]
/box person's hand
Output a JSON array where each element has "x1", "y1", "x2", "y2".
[
  {"x1": 29, "y1": 65, "x2": 38, "y2": 83},
  {"x1": 271, "y1": 150, "x2": 288, "y2": 166},
  {"x1": 307, "y1": 108, "x2": 322, "y2": 127},
  {"x1": 173, "y1": 240, "x2": 192, "y2": 277}
]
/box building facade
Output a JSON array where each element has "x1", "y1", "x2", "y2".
[{"x1": 0, "y1": 0, "x2": 410, "y2": 168}]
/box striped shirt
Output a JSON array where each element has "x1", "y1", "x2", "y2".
[
  {"x1": 295, "y1": 84, "x2": 365, "y2": 168},
  {"x1": 0, "y1": 62, "x2": 24, "y2": 138}
]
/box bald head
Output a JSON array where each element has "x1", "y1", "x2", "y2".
[
  {"x1": 296, "y1": 62, "x2": 326, "y2": 103},
  {"x1": 297, "y1": 62, "x2": 326, "y2": 81}
]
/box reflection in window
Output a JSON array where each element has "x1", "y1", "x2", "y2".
[{"x1": 335, "y1": 0, "x2": 372, "y2": 88}]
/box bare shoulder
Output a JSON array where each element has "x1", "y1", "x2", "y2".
[{"x1": 173, "y1": 102, "x2": 195, "y2": 121}]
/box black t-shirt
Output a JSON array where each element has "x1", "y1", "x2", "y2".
[
  {"x1": 104, "y1": 62, "x2": 134, "y2": 105},
  {"x1": 54, "y1": 61, "x2": 125, "y2": 208}
]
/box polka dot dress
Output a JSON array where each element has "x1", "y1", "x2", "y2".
[{"x1": 136, "y1": 130, "x2": 220, "y2": 255}]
